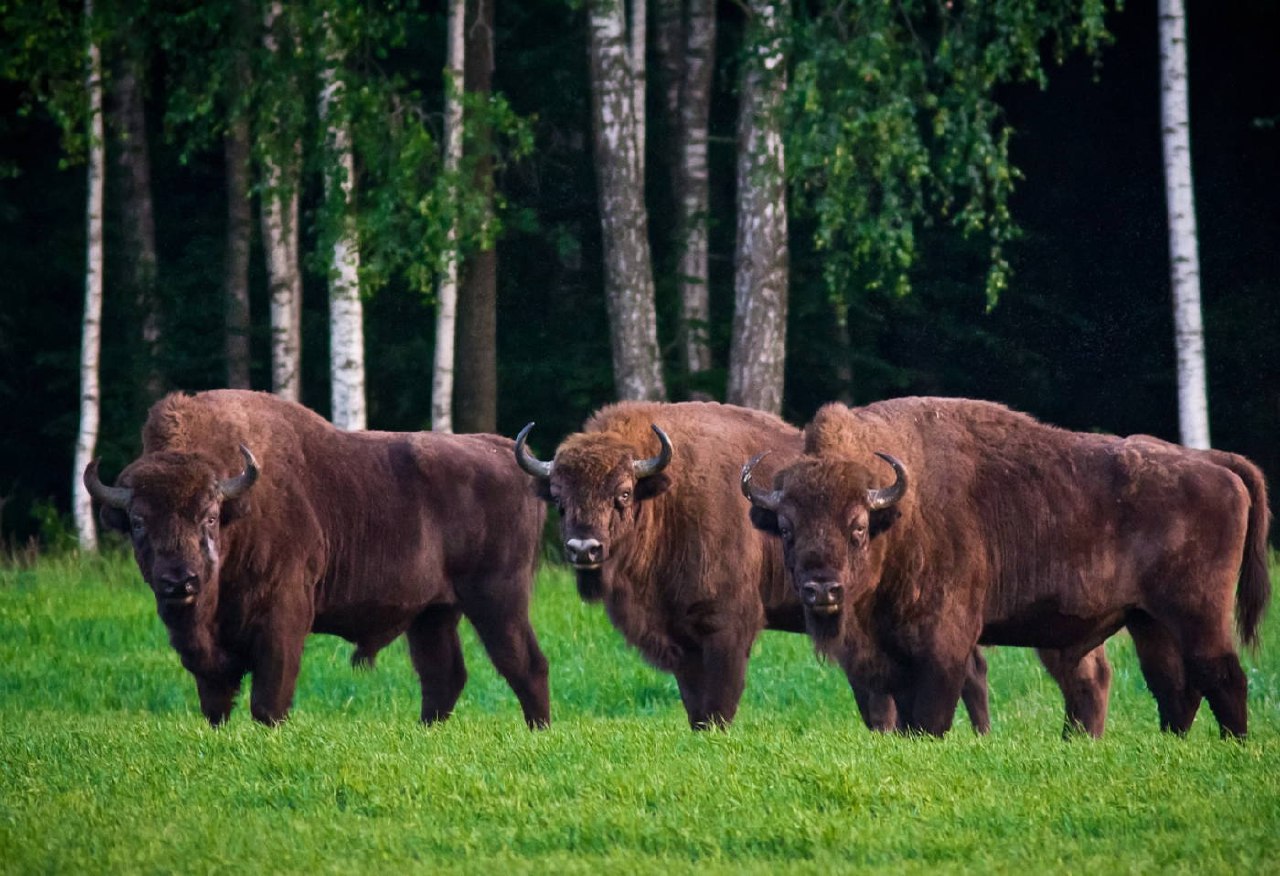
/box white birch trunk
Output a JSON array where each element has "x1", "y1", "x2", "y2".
[
  {"x1": 320, "y1": 17, "x2": 366, "y2": 431},
  {"x1": 727, "y1": 0, "x2": 788, "y2": 414},
  {"x1": 587, "y1": 0, "x2": 666, "y2": 401},
  {"x1": 678, "y1": 0, "x2": 715, "y2": 378},
  {"x1": 432, "y1": 0, "x2": 466, "y2": 433},
  {"x1": 74, "y1": 0, "x2": 105, "y2": 552},
  {"x1": 1159, "y1": 0, "x2": 1210, "y2": 448},
  {"x1": 261, "y1": 1, "x2": 302, "y2": 403},
  {"x1": 630, "y1": 0, "x2": 647, "y2": 183}
]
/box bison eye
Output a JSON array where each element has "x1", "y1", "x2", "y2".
[
  {"x1": 130, "y1": 517, "x2": 146, "y2": 536},
  {"x1": 779, "y1": 526, "x2": 792, "y2": 543},
  {"x1": 205, "y1": 513, "x2": 218, "y2": 528},
  {"x1": 618, "y1": 489, "x2": 631, "y2": 503}
]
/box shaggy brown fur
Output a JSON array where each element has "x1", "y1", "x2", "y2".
[
  {"x1": 87, "y1": 390, "x2": 550, "y2": 728},
  {"x1": 519, "y1": 401, "x2": 990, "y2": 731},
  {"x1": 748, "y1": 397, "x2": 1270, "y2": 738}
]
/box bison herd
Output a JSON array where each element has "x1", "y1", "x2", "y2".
[{"x1": 85, "y1": 390, "x2": 1270, "y2": 739}]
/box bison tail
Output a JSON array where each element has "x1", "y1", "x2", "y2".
[{"x1": 1221, "y1": 453, "x2": 1272, "y2": 651}]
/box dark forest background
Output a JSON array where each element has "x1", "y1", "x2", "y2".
[{"x1": 1, "y1": 0, "x2": 1277, "y2": 547}]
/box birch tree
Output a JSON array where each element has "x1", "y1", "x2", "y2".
[
  {"x1": 727, "y1": 0, "x2": 788, "y2": 414},
  {"x1": 319, "y1": 12, "x2": 366, "y2": 431},
  {"x1": 677, "y1": 0, "x2": 715, "y2": 381},
  {"x1": 1159, "y1": 0, "x2": 1210, "y2": 448},
  {"x1": 586, "y1": 0, "x2": 666, "y2": 401},
  {"x1": 74, "y1": 0, "x2": 105, "y2": 551},
  {"x1": 630, "y1": 0, "x2": 646, "y2": 182},
  {"x1": 432, "y1": 0, "x2": 466, "y2": 433},
  {"x1": 260, "y1": 1, "x2": 303, "y2": 402}
]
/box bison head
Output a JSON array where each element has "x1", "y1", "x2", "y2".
[
  {"x1": 83, "y1": 445, "x2": 259, "y2": 610},
  {"x1": 742, "y1": 452, "x2": 906, "y2": 636},
  {"x1": 515, "y1": 423, "x2": 672, "y2": 600}
]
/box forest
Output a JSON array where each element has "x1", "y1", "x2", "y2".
[{"x1": 1, "y1": 0, "x2": 1277, "y2": 549}]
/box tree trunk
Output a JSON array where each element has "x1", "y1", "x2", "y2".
[
  {"x1": 320, "y1": 15, "x2": 366, "y2": 431},
  {"x1": 653, "y1": 0, "x2": 683, "y2": 175},
  {"x1": 587, "y1": 0, "x2": 666, "y2": 401},
  {"x1": 677, "y1": 0, "x2": 715, "y2": 380},
  {"x1": 727, "y1": 0, "x2": 788, "y2": 414},
  {"x1": 109, "y1": 36, "x2": 162, "y2": 404},
  {"x1": 74, "y1": 0, "x2": 105, "y2": 552},
  {"x1": 223, "y1": 12, "x2": 252, "y2": 390},
  {"x1": 260, "y1": 1, "x2": 302, "y2": 403},
  {"x1": 432, "y1": 0, "x2": 466, "y2": 433},
  {"x1": 455, "y1": 0, "x2": 497, "y2": 434},
  {"x1": 630, "y1": 0, "x2": 647, "y2": 183},
  {"x1": 1159, "y1": 0, "x2": 1210, "y2": 448}
]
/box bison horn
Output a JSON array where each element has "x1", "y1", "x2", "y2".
[
  {"x1": 866, "y1": 452, "x2": 907, "y2": 510},
  {"x1": 83, "y1": 459, "x2": 132, "y2": 509},
  {"x1": 740, "y1": 452, "x2": 783, "y2": 512},
  {"x1": 514, "y1": 423, "x2": 553, "y2": 479},
  {"x1": 632, "y1": 425, "x2": 673, "y2": 479},
  {"x1": 218, "y1": 444, "x2": 260, "y2": 499}
]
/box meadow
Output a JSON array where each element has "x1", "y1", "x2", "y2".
[{"x1": 1, "y1": 551, "x2": 1278, "y2": 874}]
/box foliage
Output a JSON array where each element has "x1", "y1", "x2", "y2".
[
  {"x1": 1, "y1": 554, "x2": 1279, "y2": 871},
  {"x1": 786, "y1": 0, "x2": 1116, "y2": 308}
]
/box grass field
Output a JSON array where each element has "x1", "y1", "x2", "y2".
[{"x1": 2, "y1": 551, "x2": 1278, "y2": 873}]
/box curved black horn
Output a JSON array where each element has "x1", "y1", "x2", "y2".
[
  {"x1": 632, "y1": 424, "x2": 673, "y2": 479},
  {"x1": 83, "y1": 459, "x2": 132, "y2": 509},
  {"x1": 218, "y1": 444, "x2": 260, "y2": 500},
  {"x1": 867, "y1": 452, "x2": 907, "y2": 510},
  {"x1": 514, "y1": 422, "x2": 553, "y2": 479},
  {"x1": 740, "y1": 452, "x2": 783, "y2": 512}
]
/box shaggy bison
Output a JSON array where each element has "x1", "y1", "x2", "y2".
[
  {"x1": 515, "y1": 401, "x2": 995, "y2": 731},
  {"x1": 743, "y1": 397, "x2": 1270, "y2": 737},
  {"x1": 84, "y1": 390, "x2": 550, "y2": 728}
]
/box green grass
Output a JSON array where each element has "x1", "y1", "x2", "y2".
[{"x1": 2, "y1": 553, "x2": 1278, "y2": 873}]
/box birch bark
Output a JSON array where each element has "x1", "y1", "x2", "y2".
[
  {"x1": 260, "y1": 1, "x2": 302, "y2": 402},
  {"x1": 320, "y1": 16, "x2": 366, "y2": 431},
  {"x1": 587, "y1": 0, "x2": 666, "y2": 401},
  {"x1": 727, "y1": 0, "x2": 788, "y2": 414},
  {"x1": 432, "y1": 0, "x2": 466, "y2": 433},
  {"x1": 223, "y1": 10, "x2": 252, "y2": 389},
  {"x1": 1159, "y1": 0, "x2": 1210, "y2": 448},
  {"x1": 677, "y1": 0, "x2": 715, "y2": 379},
  {"x1": 74, "y1": 0, "x2": 105, "y2": 551}
]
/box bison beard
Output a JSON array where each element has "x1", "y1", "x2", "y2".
[
  {"x1": 85, "y1": 389, "x2": 551, "y2": 728},
  {"x1": 746, "y1": 396, "x2": 1270, "y2": 739}
]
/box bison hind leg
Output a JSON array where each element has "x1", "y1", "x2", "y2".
[
  {"x1": 1128, "y1": 612, "x2": 1202, "y2": 735},
  {"x1": 351, "y1": 646, "x2": 377, "y2": 670}
]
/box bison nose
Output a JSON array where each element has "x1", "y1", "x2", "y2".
[
  {"x1": 157, "y1": 569, "x2": 199, "y2": 600},
  {"x1": 801, "y1": 579, "x2": 843, "y2": 612},
  {"x1": 565, "y1": 538, "x2": 605, "y2": 567}
]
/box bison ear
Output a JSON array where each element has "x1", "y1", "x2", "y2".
[
  {"x1": 869, "y1": 506, "x2": 901, "y2": 538},
  {"x1": 99, "y1": 504, "x2": 128, "y2": 533},
  {"x1": 748, "y1": 506, "x2": 780, "y2": 535},
  {"x1": 219, "y1": 496, "x2": 252, "y2": 524},
  {"x1": 633, "y1": 472, "x2": 672, "y2": 501}
]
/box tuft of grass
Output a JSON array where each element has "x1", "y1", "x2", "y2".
[{"x1": 1, "y1": 553, "x2": 1278, "y2": 872}]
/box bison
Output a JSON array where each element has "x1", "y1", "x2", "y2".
[
  {"x1": 515, "y1": 401, "x2": 1004, "y2": 731},
  {"x1": 84, "y1": 389, "x2": 550, "y2": 728},
  {"x1": 743, "y1": 396, "x2": 1270, "y2": 738}
]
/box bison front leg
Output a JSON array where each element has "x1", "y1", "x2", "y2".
[
  {"x1": 688, "y1": 634, "x2": 752, "y2": 730},
  {"x1": 406, "y1": 606, "x2": 468, "y2": 725},
  {"x1": 902, "y1": 659, "x2": 967, "y2": 737},
  {"x1": 248, "y1": 630, "x2": 306, "y2": 726},
  {"x1": 195, "y1": 672, "x2": 243, "y2": 726},
  {"x1": 959, "y1": 648, "x2": 991, "y2": 735}
]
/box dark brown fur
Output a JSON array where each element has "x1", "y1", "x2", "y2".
[
  {"x1": 523, "y1": 401, "x2": 990, "y2": 731},
  {"x1": 749, "y1": 397, "x2": 1269, "y2": 737},
  {"x1": 91, "y1": 390, "x2": 550, "y2": 728}
]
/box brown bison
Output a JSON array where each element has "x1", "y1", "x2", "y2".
[
  {"x1": 515, "y1": 401, "x2": 1000, "y2": 731},
  {"x1": 743, "y1": 397, "x2": 1270, "y2": 738},
  {"x1": 84, "y1": 390, "x2": 550, "y2": 728}
]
